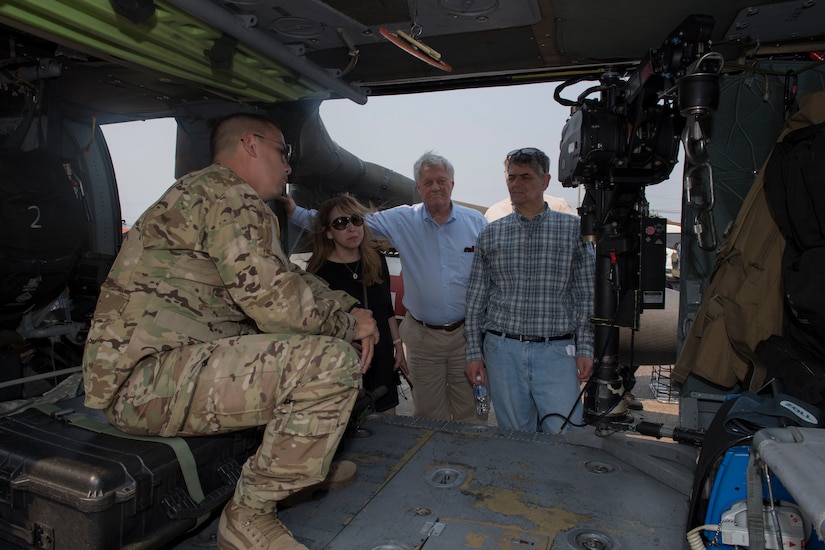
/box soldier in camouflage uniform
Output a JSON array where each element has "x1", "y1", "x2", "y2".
[{"x1": 82, "y1": 113, "x2": 378, "y2": 550}]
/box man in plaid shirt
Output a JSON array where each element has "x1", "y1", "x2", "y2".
[{"x1": 464, "y1": 147, "x2": 595, "y2": 434}]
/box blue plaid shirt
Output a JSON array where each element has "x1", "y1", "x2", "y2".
[{"x1": 465, "y1": 204, "x2": 595, "y2": 362}]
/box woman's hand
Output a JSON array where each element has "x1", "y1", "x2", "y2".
[{"x1": 393, "y1": 340, "x2": 409, "y2": 377}]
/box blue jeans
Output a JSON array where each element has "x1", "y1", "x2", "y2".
[{"x1": 483, "y1": 331, "x2": 583, "y2": 434}]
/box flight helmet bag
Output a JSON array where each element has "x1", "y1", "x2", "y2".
[{"x1": 764, "y1": 121, "x2": 825, "y2": 359}]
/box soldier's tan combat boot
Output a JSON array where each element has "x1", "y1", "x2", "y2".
[
  {"x1": 217, "y1": 499, "x2": 307, "y2": 550},
  {"x1": 279, "y1": 460, "x2": 358, "y2": 508}
]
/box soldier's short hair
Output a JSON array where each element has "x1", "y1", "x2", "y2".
[{"x1": 211, "y1": 113, "x2": 279, "y2": 158}]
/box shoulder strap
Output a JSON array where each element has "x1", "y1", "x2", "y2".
[{"x1": 746, "y1": 450, "x2": 767, "y2": 550}]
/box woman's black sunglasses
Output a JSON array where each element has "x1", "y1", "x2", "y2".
[{"x1": 329, "y1": 215, "x2": 365, "y2": 231}]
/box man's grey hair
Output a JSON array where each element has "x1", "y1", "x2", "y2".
[
  {"x1": 505, "y1": 148, "x2": 550, "y2": 177},
  {"x1": 413, "y1": 150, "x2": 455, "y2": 183}
]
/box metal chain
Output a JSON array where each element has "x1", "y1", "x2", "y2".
[
  {"x1": 679, "y1": 52, "x2": 724, "y2": 252},
  {"x1": 409, "y1": 0, "x2": 422, "y2": 38},
  {"x1": 682, "y1": 111, "x2": 718, "y2": 252}
]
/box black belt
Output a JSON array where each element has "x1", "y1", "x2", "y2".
[
  {"x1": 487, "y1": 329, "x2": 573, "y2": 343},
  {"x1": 410, "y1": 315, "x2": 465, "y2": 332}
]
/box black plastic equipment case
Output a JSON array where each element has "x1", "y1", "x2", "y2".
[{"x1": 0, "y1": 397, "x2": 262, "y2": 549}]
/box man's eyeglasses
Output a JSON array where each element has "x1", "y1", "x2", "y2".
[
  {"x1": 329, "y1": 215, "x2": 364, "y2": 231},
  {"x1": 506, "y1": 147, "x2": 549, "y2": 173},
  {"x1": 251, "y1": 134, "x2": 293, "y2": 161}
]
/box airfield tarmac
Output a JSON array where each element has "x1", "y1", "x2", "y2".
[{"x1": 394, "y1": 363, "x2": 680, "y2": 427}]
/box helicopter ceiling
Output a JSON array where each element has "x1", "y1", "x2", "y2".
[{"x1": 0, "y1": 0, "x2": 822, "y2": 123}]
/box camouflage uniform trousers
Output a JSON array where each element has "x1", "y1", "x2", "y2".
[{"x1": 104, "y1": 333, "x2": 361, "y2": 512}]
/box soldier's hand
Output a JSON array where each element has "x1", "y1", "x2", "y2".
[
  {"x1": 358, "y1": 335, "x2": 375, "y2": 374},
  {"x1": 350, "y1": 308, "x2": 378, "y2": 371},
  {"x1": 351, "y1": 308, "x2": 378, "y2": 342}
]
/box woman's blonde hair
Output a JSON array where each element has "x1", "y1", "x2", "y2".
[{"x1": 306, "y1": 194, "x2": 384, "y2": 286}]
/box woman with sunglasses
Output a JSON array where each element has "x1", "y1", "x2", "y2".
[{"x1": 307, "y1": 195, "x2": 408, "y2": 413}]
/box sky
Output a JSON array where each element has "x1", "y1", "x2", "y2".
[
  {"x1": 103, "y1": 119, "x2": 177, "y2": 227},
  {"x1": 104, "y1": 81, "x2": 684, "y2": 227}
]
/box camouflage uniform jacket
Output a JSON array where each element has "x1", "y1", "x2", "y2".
[{"x1": 83, "y1": 164, "x2": 359, "y2": 409}]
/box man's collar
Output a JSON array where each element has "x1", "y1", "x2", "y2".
[
  {"x1": 424, "y1": 201, "x2": 455, "y2": 224},
  {"x1": 514, "y1": 202, "x2": 549, "y2": 221}
]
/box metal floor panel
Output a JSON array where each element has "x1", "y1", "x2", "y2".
[{"x1": 277, "y1": 414, "x2": 696, "y2": 549}]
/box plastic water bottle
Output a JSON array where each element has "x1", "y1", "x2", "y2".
[{"x1": 473, "y1": 376, "x2": 489, "y2": 415}]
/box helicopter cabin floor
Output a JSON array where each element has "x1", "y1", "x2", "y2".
[{"x1": 169, "y1": 364, "x2": 690, "y2": 550}]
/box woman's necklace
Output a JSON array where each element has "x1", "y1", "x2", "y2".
[{"x1": 342, "y1": 260, "x2": 361, "y2": 280}]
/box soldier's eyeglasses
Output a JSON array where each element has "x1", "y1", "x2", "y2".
[
  {"x1": 251, "y1": 134, "x2": 292, "y2": 161},
  {"x1": 329, "y1": 215, "x2": 364, "y2": 231}
]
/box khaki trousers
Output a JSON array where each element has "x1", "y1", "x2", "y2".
[{"x1": 399, "y1": 312, "x2": 480, "y2": 424}]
